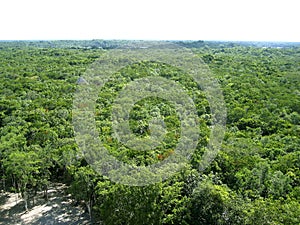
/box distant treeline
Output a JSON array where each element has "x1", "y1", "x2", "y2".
[{"x1": 1, "y1": 39, "x2": 299, "y2": 49}]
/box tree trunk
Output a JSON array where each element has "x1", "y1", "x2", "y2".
[
  {"x1": 32, "y1": 195, "x2": 35, "y2": 206},
  {"x1": 23, "y1": 191, "x2": 28, "y2": 211},
  {"x1": 86, "y1": 201, "x2": 92, "y2": 221},
  {"x1": 86, "y1": 198, "x2": 93, "y2": 223},
  {"x1": 1, "y1": 166, "x2": 5, "y2": 191},
  {"x1": 43, "y1": 186, "x2": 48, "y2": 201}
]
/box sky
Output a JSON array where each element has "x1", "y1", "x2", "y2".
[{"x1": 0, "y1": 0, "x2": 299, "y2": 42}]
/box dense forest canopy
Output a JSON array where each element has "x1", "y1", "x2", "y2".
[{"x1": 0, "y1": 40, "x2": 299, "y2": 224}]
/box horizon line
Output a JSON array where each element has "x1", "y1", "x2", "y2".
[{"x1": 0, "y1": 39, "x2": 300, "y2": 43}]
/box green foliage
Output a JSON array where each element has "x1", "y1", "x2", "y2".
[
  {"x1": 95, "y1": 183, "x2": 162, "y2": 225},
  {"x1": 0, "y1": 41, "x2": 299, "y2": 224},
  {"x1": 190, "y1": 178, "x2": 231, "y2": 225}
]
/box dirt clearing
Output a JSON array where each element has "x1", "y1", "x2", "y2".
[{"x1": 0, "y1": 183, "x2": 90, "y2": 225}]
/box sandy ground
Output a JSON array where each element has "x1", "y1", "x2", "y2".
[{"x1": 0, "y1": 183, "x2": 90, "y2": 225}]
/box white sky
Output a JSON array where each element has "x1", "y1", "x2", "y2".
[{"x1": 0, "y1": 0, "x2": 299, "y2": 42}]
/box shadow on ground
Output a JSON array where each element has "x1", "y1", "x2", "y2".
[{"x1": 0, "y1": 183, "x2": 90, "y2": 225}]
